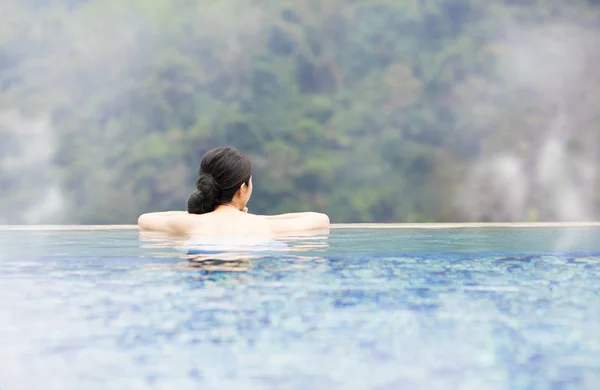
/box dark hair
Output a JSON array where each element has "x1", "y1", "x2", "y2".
[{"x1": 187, "y1": 147, "x2": 252, "y2": 214}]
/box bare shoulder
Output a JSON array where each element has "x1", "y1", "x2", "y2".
[
  {"x1": 266, "y1": 212, "x2": 330, "y2": 235},
  {"x1": 235, "y1": 213, "x2": 273, "y2": 235},
  {"x1": 138, "y1": 211, "x2": 207, "y2": 234}
]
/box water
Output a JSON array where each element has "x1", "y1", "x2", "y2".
[{"x1": 1, "y1": 227, "x2": 600, "y2": 390}]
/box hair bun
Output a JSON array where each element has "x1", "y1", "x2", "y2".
[{"x1": 187, "y1": 173, "x2": 221, "y2": 214}]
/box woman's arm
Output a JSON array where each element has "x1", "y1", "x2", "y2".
[
  {"x1": 261, "y1": 212, "x2": 322, "y2": 220},
  {"x1": 266, "y1": 212, "x2": 330, "y2": 235},
  {"x1": 247, "y1": 211, "x2": 324, "y2": 220},
  {"x1": 141, "y1": 211, "x2": 188, "y2": 217},
  {"x1": 137, "y1": 211, "x2": 196, "y2": 233},
  {"x1": 246, "y1": 210, "x2": 330, "y2": 232}
]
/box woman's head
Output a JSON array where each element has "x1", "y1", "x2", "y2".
[{"x1": 187, "y1": 147, "x2": 252, "y2": 214}]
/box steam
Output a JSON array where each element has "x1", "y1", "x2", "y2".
[
  {"x1": 456, "y1": 20, "x2": 599, "y2": 222},
  {"x1": 458, "y1": 155, "x2": 527, "y2": 222},
  {"x1": 0, "y1": 110, "x2": 64, "y2": 224},
  {"x1": 537, "y1": 136, "x2": 596, "y2": 221}
]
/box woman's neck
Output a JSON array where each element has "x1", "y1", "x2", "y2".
[{"x1": 215, "y1": 203, "x2": 243, "y2": 212}]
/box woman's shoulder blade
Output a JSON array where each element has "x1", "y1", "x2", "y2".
[{"x1": 187, "y1": 212, "x2": 272, "y2": 236}]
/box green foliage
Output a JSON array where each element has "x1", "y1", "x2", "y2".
[{"x1": 1, "y1": 0, "x2": 599, "y2": 223}]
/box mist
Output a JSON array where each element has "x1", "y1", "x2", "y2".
[
  {"x1": 0, "y1": 110, "x2": 64, "y2": 224},
  {"x1": 1, "y1": 0, "x2": 599, "y2": 224},
  {"x1": 455, "y1": 17, "x2": 600, "y2": 222}
]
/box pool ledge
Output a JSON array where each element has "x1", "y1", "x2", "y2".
[
  {"x1": 332, "y1": 222, "x2": 600, "y2": 229},
  {"x1": 1, "y1": 222, "x2": 600, "y2": 231}
]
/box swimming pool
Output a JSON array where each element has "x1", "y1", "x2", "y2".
[{"x1": 1, "y1": 226, "x2": 600, "y2": 389}]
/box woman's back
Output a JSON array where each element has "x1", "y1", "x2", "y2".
[
  {"x1": 138, "y1": 207, "x2": 330, "y2": 237},
  {"x1": 186, "y1": 209, "x2": 273, "y2": 236}
]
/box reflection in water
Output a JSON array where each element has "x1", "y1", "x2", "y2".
[{"x1": 138, "y1": 230, "x2": 330, "y2": 273}]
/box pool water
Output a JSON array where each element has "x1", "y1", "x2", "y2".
[{"x1": 1, "y1": 227, "x2": 600, "y2": 390}]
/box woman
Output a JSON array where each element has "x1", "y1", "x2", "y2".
[{"x1": 137, "y1": 147, "x2": 330, "y2": 236}]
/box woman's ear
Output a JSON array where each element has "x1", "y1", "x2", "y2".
[{"x1": 236, "y1": 183, "x2": 245, "y2": 198}]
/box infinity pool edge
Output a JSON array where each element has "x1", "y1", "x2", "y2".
[{"x1": 2, "y1": 222, "x2": 600, "y2": 231}]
